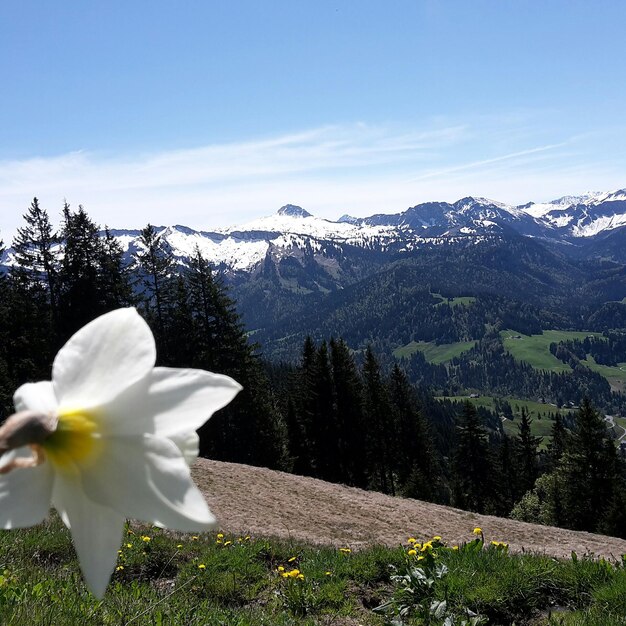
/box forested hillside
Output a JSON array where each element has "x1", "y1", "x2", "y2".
[{"x1": 2, "y1": 199, "x2": 626, "y2": 540}]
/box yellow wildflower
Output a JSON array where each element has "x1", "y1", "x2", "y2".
[
  {"x1": 473, "y1": 527, "x2": 482, "y2": 535},
  {"x1": 141, "y1": 535, "x2": 151, "y2": 542},
  {"x1": 288, "y1": 556, "x2": 297, "y2": 562},
  {"x1": 297, "y1": 573, "x2": 305, "y2": 580},
  {"x1": 433, "y1": 536, "x2": 442, "y2": 541},
  {"x1": 452, "y1": 546, "x2": 459, "y2": 551},
  {"x1": 177, "y1": 544, "x2": 183, "y2": 548},
  {"x1": 224, "y1": 540, "x2": 232, "y2": 546},
  {"x1": 277, "y1": 566, "x2": 285, "y2": 572},
  {"x1": 407, "y1": 537, "x2": 417, "y2": 544},
  {"x1": 126, "y1": 543, "x2": 133, "y2": 549},
  {"x1": 115, "y1": 565, "x2": 124, "y2": 571},
  {"x1": 198, "y1": 564, "x2": 206, "y2": 570},
  {"x1": 217, "y1": 533, "x2": 224, "y2": 539},
  {"x1": 288, "y1": 569, "x2": 300, "y2": 578},
  {"x1": 408, "y1": 549, "x2": 417, "y2": 556}
]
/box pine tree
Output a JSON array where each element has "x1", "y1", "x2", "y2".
[
  {"x1": 290, "y1": 336, "x2": 318, "y2": 476},
  {"x1": 329, "y1": 338, "x2": 367, "y2": 487},
  {"x1": 515, "y1": 407, "x2": 542, "y2": 494},
  {"x1": 137, "y1": 224, "x2": 175, "y2": 360},
  {"x1": 547, "y1": 413, "x2": 568, "y2": 469},
  {"x1": 559, "y1": 397, "x2": 618, "y2": 531},
  {"x1": 308, "y1": 341, "x2": 341, "y2": 482},
  {"x1": 183, "y1": 249, "x2": 289, "y2": 470},
  {"x1": 57, "y1": 204, "x2": 107, "y2": 339},
  {"x1": 11, "y1": 197, "x2": 59, "y2": 316},
  {"x1": 388, "y1": 364, "x2": 436, "y2": 501},
  {"x1": 362, "y1": 346, "x2": 396, "y2": 494},
  {"x1": 97, "y1": 227, "x2": 135, "y2": 310},
  {"x1": 452, "y1": 402, "x2": 493, "y2": 514}
]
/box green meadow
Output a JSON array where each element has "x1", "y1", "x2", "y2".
[
  {"x1": 393, "y1": 340, "x2": 477, "y2": 362},
  {"x1": 431, "y1": 293, "x2": 477, "y2": 308},
  {"x1": 439, "y1": 395, "x2": 574, "y2": 449},
  {"x1": 501, "y1": 330, "x2": 626, "y2": 390},
  {"x1": 1, "y1": 517, "x2": 626, "y2": 625}
]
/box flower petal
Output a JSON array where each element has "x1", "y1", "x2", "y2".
[
  {"x1": 0, "y1": 448, "x2": 53, "y2": 528},
  {"x1": 52, "y1": 308, "x2": 156, "y2": 411},
  {"x1": 102, "y1": 367, "x2": 242, "y2": 437},
  {"x1": 13, "y1": 381, "x2": 57, "y2": 413},
  {"x1": 52, "y1": 473, "x2": 126, "y2": 599},
  {"x1": 169, "y1": 431, "x2": 200, "y2": 466},
  {"x1": 79, "y1": 434, "x2": 216, "y2": 531}
]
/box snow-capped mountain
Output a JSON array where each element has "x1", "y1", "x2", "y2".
[
  {"x1": 4, "y1": 189, "x2": 626, "y2": 277},
  {"x1": 519, "y1": 189, "x2": 626, "y2": 237}
]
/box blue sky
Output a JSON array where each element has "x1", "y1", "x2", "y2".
[{"x1": 1, "y1": 0, "x2": 625, "y2": 238}]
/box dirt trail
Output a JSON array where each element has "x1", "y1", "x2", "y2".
[{"x1": 191, "y1": 458, "x2": 626, "y2": 560}]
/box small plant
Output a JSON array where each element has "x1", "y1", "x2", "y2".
[{"x1": 375, "y1": 534, "x2": 486, "y2": 625}]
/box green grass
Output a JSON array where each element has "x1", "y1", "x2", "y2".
[
  {"x1": 431, "y1": 293, "x2": 477, "y2": 308},
  {"x1": 393, "y1": 339, "x2": 476, "y2": 362},
  {"x1": 2, "y1": 518, "x2": 626, "y2": 625},
  {"x1": 500, "y1": 330, "x2": 626, "y2": 390},
  {"x1": 438, "y1": 395, "x2": 575, "y2": 450},
  {"x1": 500, "y1": 330, "x2": 604, "y2": 373}
]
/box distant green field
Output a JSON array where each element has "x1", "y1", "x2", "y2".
[
  {"x1": 439, "y1": 394, "x2": 573, "y2": 421},
  {"x1": 431, "y1": 293, "x2": 477, "y2": 308},
  {"x1": 500, "y1": 330, "x2": 603, "y2": 373},
  {"x1": 583, "y1": 355, "x2": 626, "y2": 391},
  {"x1": 438, "y1": 394, "x2": 574, "y2": 449},
  {"x1": 500, "y1": 329, "x2": 626, "y2": 390},
  {"x1": 393, "y1": 339, "x2": 476, "y2": 362}
]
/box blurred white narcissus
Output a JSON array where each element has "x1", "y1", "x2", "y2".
[{"x1": 0, "y1": 307, "x2": 241, "y2": 598}]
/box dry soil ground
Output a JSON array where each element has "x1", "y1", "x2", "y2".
[{"x1": 191, "y1": 458, "x2": 626, "y2": 560}]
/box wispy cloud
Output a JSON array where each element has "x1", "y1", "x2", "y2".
[{"x1": 1, "y1": 120, "x2": 624, "y2": 241}]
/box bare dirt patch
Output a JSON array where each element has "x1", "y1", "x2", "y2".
[{"x1": 192, "y1": 458, "x2": 626, "y2": 560}]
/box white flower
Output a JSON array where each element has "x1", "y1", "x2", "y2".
[{"x1": 0, "y1": 308, "x2": 241, "y2": 598}]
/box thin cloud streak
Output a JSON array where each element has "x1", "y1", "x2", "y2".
[{"x1": 0, "y1": 121, "x2": 624, "y2": 241}]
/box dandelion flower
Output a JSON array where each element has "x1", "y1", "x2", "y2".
[
  {"x1": 0, "y1": 308, "x2": 241, "y2": 598},
  {"x1": 473, "y1": 527, "x2": 483, "y2": 535},
  {"x1": 198, "y1": 564, "x2": 206, "y2": 570},
  {"x1": 408, "y1": 549, "x2": 417, "y2": 556},
  {"x1": 407, "y1": 537, "x2": 417, "y2": 544}
]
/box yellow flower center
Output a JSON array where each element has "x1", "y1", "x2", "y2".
[{"x1": 43, "y1": 409, "x2": 101, "y2": 471}]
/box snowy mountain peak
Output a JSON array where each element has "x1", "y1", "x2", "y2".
[{"x1": 277, "y1": 205, "x2": 312, "y2": 218}]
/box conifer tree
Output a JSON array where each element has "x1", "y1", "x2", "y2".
[
  {"x1": 452, "y1": 402, "x2": 493, "y2": 513},
  {"x1": 290, "y1": 336, "x2": 318, "y2": 475},
  {"x1": 362, "y1": 346, "x2": 396, "y2": 494},
  {"x1": 559, "y1": 397, "x2": 618, "y2": 531},
  {"x1": 515, "y1": 407, "x2": 542, "y2": 494},
  {"x1": 137, "y1": 224, "x2": 175, "y2": 359},
  {"x1": 495, "y1": 434, "x2": 519, "y2": 515},
  {"x1": 309, "y1": 341, "x2": 341, "y2": 482},
  {"x1": 329, "y1": 338, "x2": 367, "y2": 487},
  {"x1": 97, "y1": 227, "x2": 135, "y2": 310},
  {"x1": 11, "y1": 197, "x2": 59, "y2": 316},
  {"x1": 547, "y1": 413, "x2": 568, "y2": 469},
  {"x1": 57, "y1": 204, "x2": 107, "y2": 339},
  {"x1": 183, "y1": 249, "x2": 289, "y2": 470},
  {"x1": 389, "y1": 364, "x2": 435, "y2": 500}
]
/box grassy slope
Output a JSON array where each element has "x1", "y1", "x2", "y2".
[
  {"x1": 501, "y1": 330, "x2": 626, "y2": 391},
  {"x1": 393, "y1": 339, "x2": 476, "y2": 362},
  {"x1": 439, "y1": 395, "x2": 575, "y2": 448},
  {"x1": 2, "y1": 460, "x2": 626, "y2": 625}
]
